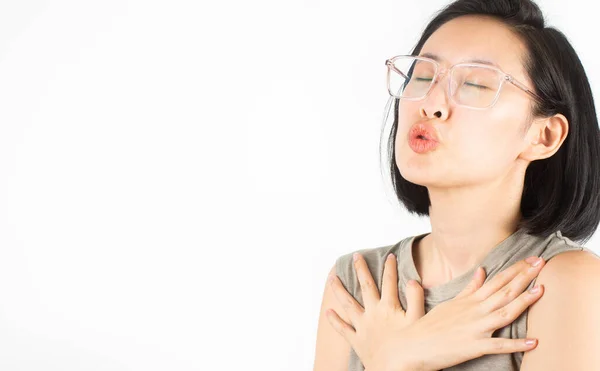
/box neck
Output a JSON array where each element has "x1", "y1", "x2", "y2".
[{"x1": 418, "y1": 175, "x2": 524, "y2": 285}]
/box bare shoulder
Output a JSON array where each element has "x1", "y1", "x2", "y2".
[
  {"x1": 520, "y1": 249, "x2": 600, "y2": 370},
  {"x1": 537, "y1": 249, "x2": 600, "y2": 284}
]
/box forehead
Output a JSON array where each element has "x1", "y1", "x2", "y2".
[{"x1": 421, "y1": 15, "x2": 528, "y2": 78}]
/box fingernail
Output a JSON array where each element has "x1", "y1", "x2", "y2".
[
  {"x1": 525, "y1": 256, "x2": 538, "y2": 264},
  {"x1": 525, "y1": 339, "x2": 537, "y2": 346},
  {"x1": 527, "y1": 256, "x2": 542, "y2": 268},
  {"x1": 387, "y1": 253, "x2": 395, "y2": 260},
  {"x1": 529, "y1": 285, "x2": 540, "y2": 294},
  {"x1": 353, "y1": 253, "x2": 359, "y2": 262}
]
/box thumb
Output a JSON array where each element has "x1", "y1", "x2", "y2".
[
  {"x1": 405, "y1": 280, "x2": 425, "y2": 320},
  {"x1": 454, "y1": 266, "x2": 486, "y2": 300}
]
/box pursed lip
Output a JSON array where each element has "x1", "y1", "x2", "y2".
[{"x1": 408, "y1": 122, "x2": 441, "y2": 143}]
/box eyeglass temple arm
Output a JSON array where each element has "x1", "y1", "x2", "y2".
[{"x1": 505, "y1": 75, "x2": 544, "y2": 103}]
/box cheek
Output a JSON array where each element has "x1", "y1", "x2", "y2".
[
  {"x1": 396, "y1": 102, "x2": 418, "y2": 133},
  {"x1": 394, "y1": 104, "x2": 421, "y2": 164},
  {"x1": 451, "y1": 116, "x2": 493, "y2": 153},
  {"x1": 451, "y1": 112, "x2": 526, "y2": 174}
]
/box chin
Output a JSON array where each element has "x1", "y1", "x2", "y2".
[
  {"x1": 395, "y1": 146, "x2": 442, "y2": 183},
  {"x1": 400, "y1": 173, "x2": 432, "y2": 188},
  {"x1": 396, "y1": 162, "x2": 432, "y2": 186}
]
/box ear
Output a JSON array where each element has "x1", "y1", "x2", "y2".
[{"x1": 519, "y1": 113, "x2": 569, "y2": 162}]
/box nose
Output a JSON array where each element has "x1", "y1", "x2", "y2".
[{"x1": 419, "y1": 71, "x2": 450, "y2": 120}]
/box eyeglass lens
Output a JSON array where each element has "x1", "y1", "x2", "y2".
[{"x1": 388, "y1": 57, "x2": 503, "y2": 108}]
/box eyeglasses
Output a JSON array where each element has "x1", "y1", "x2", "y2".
[{"x1": 384, "y1": 55, "x2": 544, "y2": 110}]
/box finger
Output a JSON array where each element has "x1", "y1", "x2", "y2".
[
  {"x1": 329, "y1": 273, "x2": 365, "y2": 325},
  {"x1": 481, "y1": 257, "x2": 545, "y2": 313},
  {"x1": 485, "y1": 284, "x2": 544, "y2": 331},
  {"x1": 454, "y1": 266, "x2": 486, "y2": 300},
  {"x1": 353, "y1": 253, "x2": 381, "y2": 309},
  {"x1": 476, "y1": 337, "x2": 538, "y2": 357},
  {"x1": 405, "y1": 279, "x2": 425, "y2": 320},
  {"x1": 325, "y1": 308, "x2": 356, "y2": 344},
  {"x1": 474, "y1": 256, "x2": 540, "y2": 301},
  {"x1": 381, "y1": 253, "x2": 401, "y2": 309}
]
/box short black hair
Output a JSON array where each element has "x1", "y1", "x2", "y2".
[{"x1": 383, "y1": 0, "x2": 600, "y2": 244}]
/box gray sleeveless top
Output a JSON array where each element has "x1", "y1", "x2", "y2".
[{"x1": 335, "y1": 228, "x2": 598, "y2": 370}]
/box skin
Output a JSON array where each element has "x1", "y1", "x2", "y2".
[
  {"x1": 394, "y1": 15, "x2": 568, "y2": 287},
  {"x1": 314, "y1": 14, "x2": 600, "y2": 371}
]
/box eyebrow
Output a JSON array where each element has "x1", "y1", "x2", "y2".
[{"x1": 420, "y1": 52, "x2": 501, "y2": 68}]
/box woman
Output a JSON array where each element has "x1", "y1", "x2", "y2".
[{"x1": 314, "y1": 0, "x2": 600, "y2": 370}]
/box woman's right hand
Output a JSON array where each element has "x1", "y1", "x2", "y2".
[{"x1": 397, "y1": 255, "x2": 546, "y2": 371}]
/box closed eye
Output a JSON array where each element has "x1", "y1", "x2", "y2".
[
  {"x1": 464, "y1": 82, "x2": 489, "y2": 90},
  {"x1": 415, "y1": 77, "x2": 433, "y2": 82}
]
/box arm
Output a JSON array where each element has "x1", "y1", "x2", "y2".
[
  {"x1": 520, "y1": 250, "x2": 600, "y2": 370},
  {"x1": 313, "y1": 264, "x2": 351, "y2": 371}
]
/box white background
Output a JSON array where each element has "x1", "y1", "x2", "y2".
[{"x1": 0, "y1": 0, "x2": 597, "y2": 370}]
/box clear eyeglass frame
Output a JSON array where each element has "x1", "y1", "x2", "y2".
[{"x1": 384, "y1": 55, "x2": 545, "y2": 110}]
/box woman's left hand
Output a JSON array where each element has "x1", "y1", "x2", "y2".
[{"x1": 325, "y1": 252, "x2": 424, "y2": 371}]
